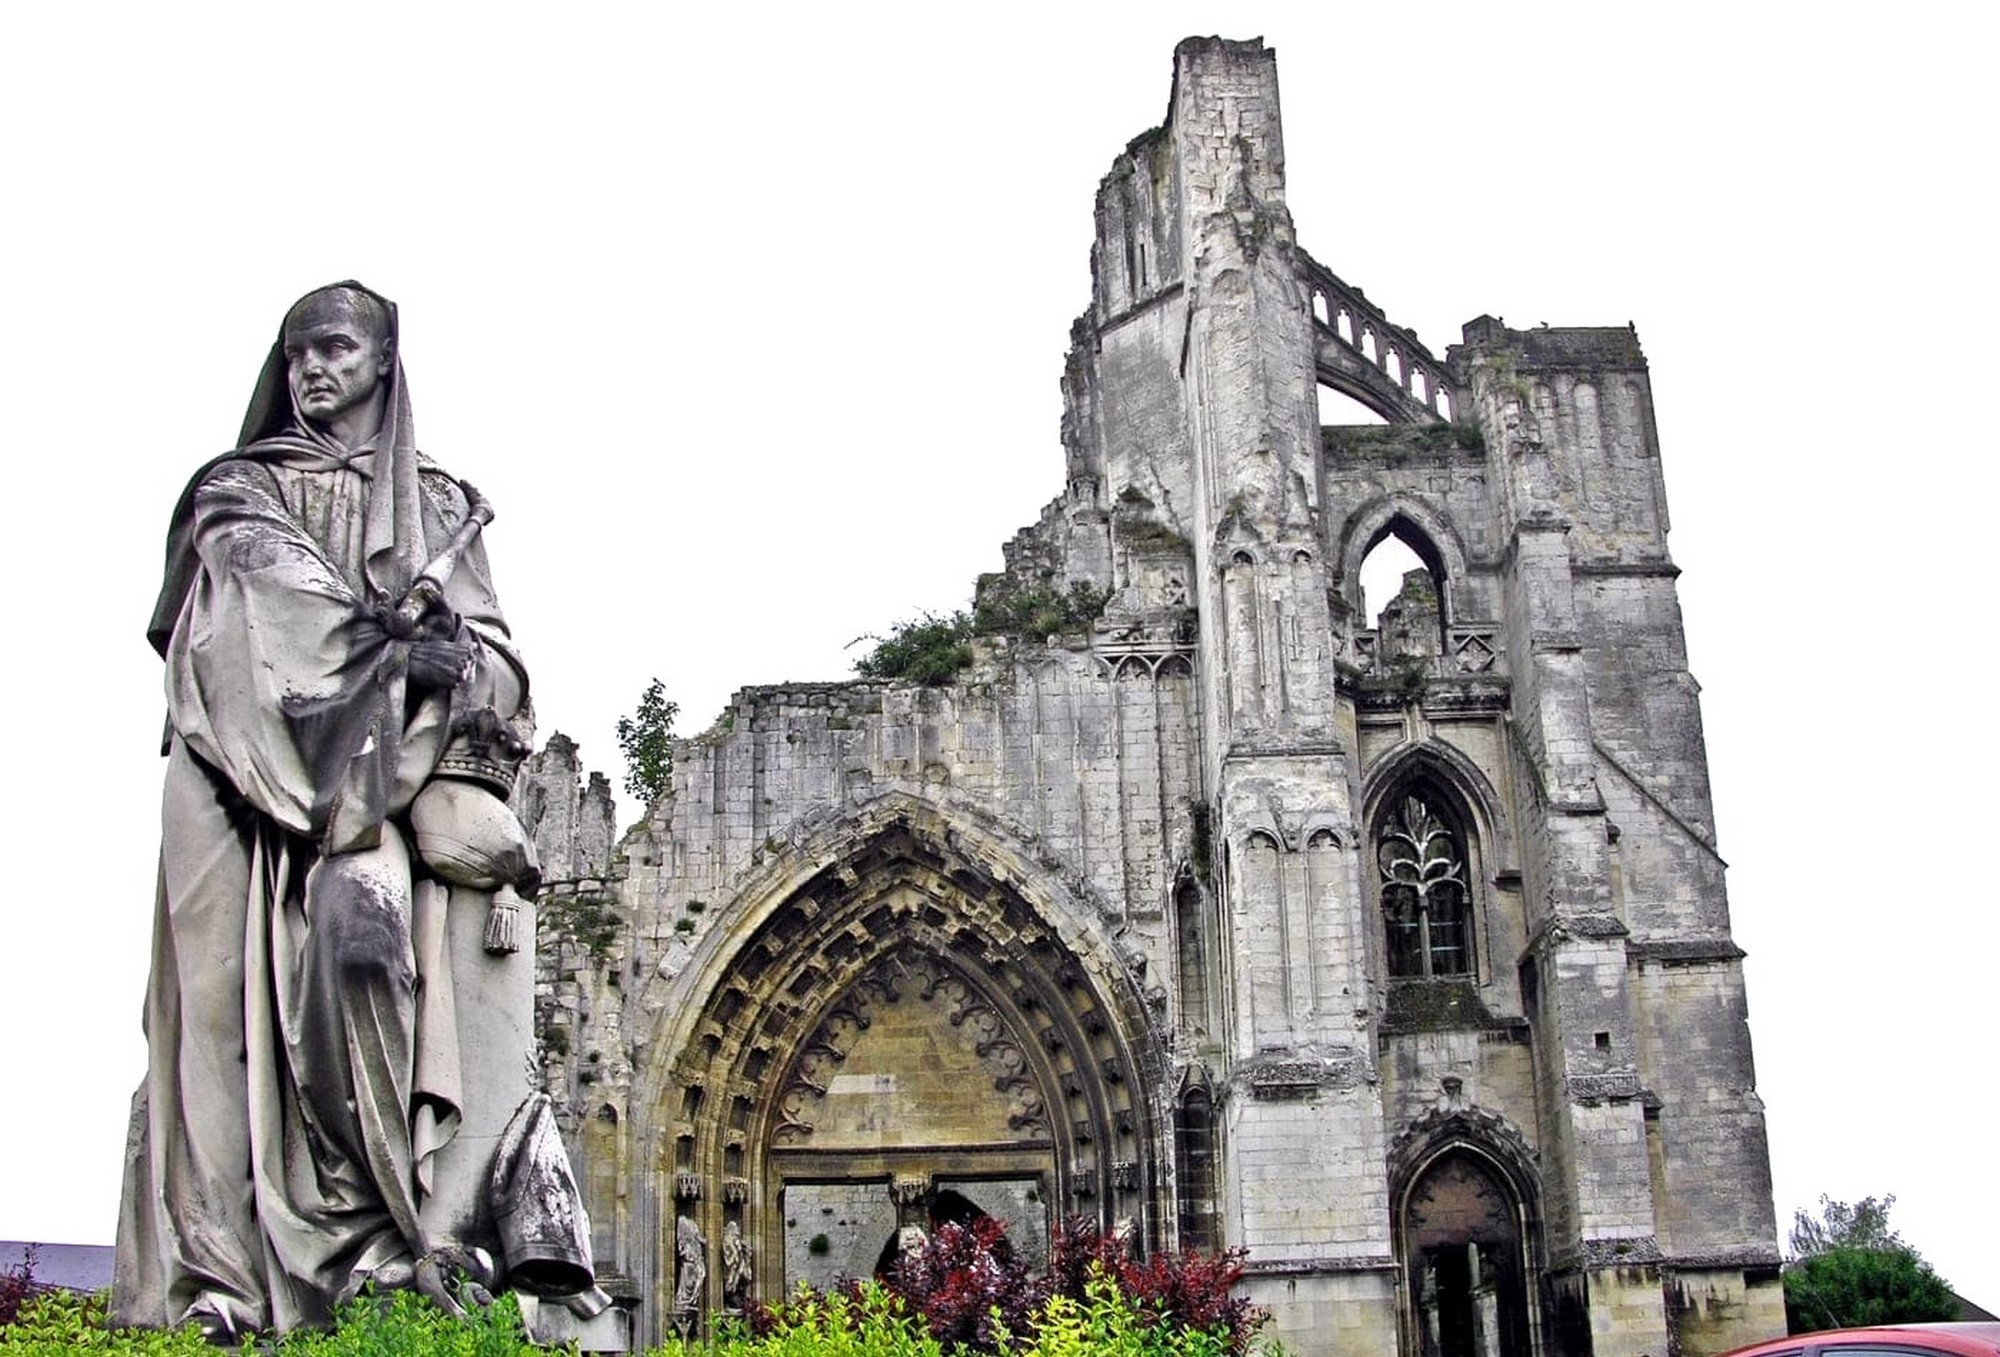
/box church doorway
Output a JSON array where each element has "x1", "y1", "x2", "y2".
[
  {"x1": 1399, "y1": 1148, "x2": 1537, "y2": 1357},
  {"x1": 656, "y1": 811, "x2": 1161, "y2": 1321}
]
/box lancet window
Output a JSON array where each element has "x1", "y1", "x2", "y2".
[{"x1": 1378, "y1": 792, "x2": 1472, "y2": 979}]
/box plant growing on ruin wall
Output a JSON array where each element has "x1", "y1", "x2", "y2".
[
  {"x1": 855, "y1": 582, "x2": 1112, "y2": 686},
  {"x1": 617, "y1": 677, "x2": 679, "y2": 803}
]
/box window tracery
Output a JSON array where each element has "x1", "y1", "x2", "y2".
[{"x1": 1379, "y1": 793, "x2": 1472, "y2": 978}]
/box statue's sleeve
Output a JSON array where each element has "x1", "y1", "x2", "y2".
[{"x1": 165, "y1": 460, "x2": 405, "y2": 842}]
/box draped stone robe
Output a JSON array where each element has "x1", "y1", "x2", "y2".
[{"x1": 115, "y1": 437, "x2": 528, "y2": 1334}]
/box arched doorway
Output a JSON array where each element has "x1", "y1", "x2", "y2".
[
  {"x1": 657, "y1": 811, "x2": 1163, "y2": 1322},
  {"x1": 1393, "y1": 1122, "x2": 1544, "y2": 1357}
]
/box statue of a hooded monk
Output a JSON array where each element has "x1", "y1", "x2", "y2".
[{"x1": 115, "y1": 283, "x2": 595, "y2": 1340}]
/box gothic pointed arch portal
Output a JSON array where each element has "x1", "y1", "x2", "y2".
[
  {"x1": 662, "y1": 814, "x2": 1161, "y2": 1315},
  {"x1": 1392, "y1": 1116, "x2": 1545, "y2": 1357}
]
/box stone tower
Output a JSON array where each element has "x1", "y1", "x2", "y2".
[{"x1": 523, "y1": 38, "x2": 1784, "y2": 1357}]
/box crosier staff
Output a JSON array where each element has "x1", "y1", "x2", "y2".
[
  {"x1": 395, "y1": 479, "x2": 496, "y2": 634},
  {"x1": 399, "y1": 479, "x2": 539, "y2": 956}
]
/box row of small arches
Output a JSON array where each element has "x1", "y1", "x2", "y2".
[{"x1": 1311, "y1": 291, "x2": 1453, "y2": 421}]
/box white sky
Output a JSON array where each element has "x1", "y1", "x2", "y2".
[{"x1": 2, "y1": 0, "x2": 1992, "y2": 1313}]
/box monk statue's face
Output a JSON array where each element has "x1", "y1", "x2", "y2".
[{"x1": 282, "y1": 289, "x2": 393, "y2": 436}]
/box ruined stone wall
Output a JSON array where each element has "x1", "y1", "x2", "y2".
[
  {"x1": 633, "y1": 662, "x2": 1201, "y2": 956},
  {"x1": 522, "y1": 657, "x2": 1206, "y2": 1338},
  {"x1": 517, "y1": 35, "x2": 1784, "y2": 1357}
]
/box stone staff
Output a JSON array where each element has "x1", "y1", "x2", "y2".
[{"x1": 395, "y1": 479, "x2": 497, "y2": 634}]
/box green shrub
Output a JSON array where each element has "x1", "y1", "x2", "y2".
[
  {"x1": 0, "y1": 1250, "x2": 50, "y2": 1332},
  {"x1": 1, "y1": 1231, "x2": 1266, "y2": 1357},
  {"x1": 0, "y1": 1287, "x2": 540, "y2": 1357},
  {"x1": 994, "y1": 1271, "x2": 1232, "y2": 1357},
  {"x1": 853, "y1": 611, "x2": 978, "y2": 685},
  {"x1": 748, "y1": 1218, "x2": 1264, "y2": 1357},
  {"x1": 687, "y1": 1282, "x2": 941, "y2": 1357},
  {"x1": 855, "y1": 581, "x2": 1111, "y2": 685}
]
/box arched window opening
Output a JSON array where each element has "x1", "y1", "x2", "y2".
[
  {"x1": 1362, "y1": 328, "x2": 1380, "y2": 363},
  {"x1": 1175, "y1": 1088, "x2": 1218, "y2": 1252},
  {"x1": 1317, "y1": 381, "x2": 1390, "y2": 428},
  {"x1": 1358, "y1": 530, "x2": 1444, "y2": 656},
  {"x1": 1387, "y1": 348, "x2": 1404, "y2": 385},
  {"x1": 1313, "y1": 291, "x2": 1330, "y2": 324},
  {"x1": 1379, "y1": 791, "x2": 1473, "y2": 979},
  {"x1": 1402, "y1": 1149, "x2": 1534, "y2": 1357},
  {"x1": 1436, "y1": 388, "x2": 1454, "y2": 421},
  {"x1": 1411, "y1": 369, "x2": 1429, "y2": 403},
  {"x1": 1338, "y1": 309, "x2": 1356, "y2": 344}
]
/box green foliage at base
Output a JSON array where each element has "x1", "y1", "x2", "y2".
[
  {"x1": 672, "y1": 1284, "x2": 938, "y2": 1357},
  {"x1": 3, "y1": 1222, "x2": 1274, "y2": 1357},
  {"x1": 1783, "y1": 1248, "x2": 1958, "y2": 1333},
  {"x1": 998, "y1": 1274, "x2": 1232, "y2": 1357},
  {"x1": 3, "y1": 1280, "x2": 1268, "y2": 1357},
  {"x1": 649, "y1": 1276, "x2": 1246, "y2": 1357},
  {"x1": 0, "y1": 1288, "x2": 541, "y2": 1356}
]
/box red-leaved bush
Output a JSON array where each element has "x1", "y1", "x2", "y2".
[
  {"x1": 889, "y1": 1216, "x2": 1044, "y2": 1350},
  {"x1": 1046, "y1": 1218, "x2": 1264, "y2": 1355},
  {"x1": 753, "y1": 1215, "x2": 1266, "y2": 1355},
  {"x1": 0, "y1": 1246, "x2": 49, "y2": 1329}
]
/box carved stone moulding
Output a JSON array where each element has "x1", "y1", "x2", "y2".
[
  {"x1": 1565, "y1": 1073, "x2": 1642, "y2": 1106},
  {"x1": 1556, "y1": 1235, "x2": 1663, "y2": 1270},
  {"x1": 1450, "y1": 629, "x2": 1498, "y2": 673},
  {"x1": 673, "y1": 1170, "x2": 702, "y2": 1201},
  {"x1": 1243, "y1": 1052, "x2": 1371, "y2": 1099}
]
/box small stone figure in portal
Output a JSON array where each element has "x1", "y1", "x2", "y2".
[
  {"x1": 673, "y1": 1215, "x2": 708, "y2": 1336},
  {"x1": 720, "y1": 1220, "x2": 753, "y2": 1311},
  {"x1": 114, "y1": 283, "x2": 589, "y2": 1339}
]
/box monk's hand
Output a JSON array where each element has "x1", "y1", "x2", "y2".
[{"x1": 408, "y1": 636, "x2": 476, "y2": 690}]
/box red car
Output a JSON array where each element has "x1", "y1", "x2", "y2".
[{"x1": 1721, "y1": 1324, "x2": 2000, "y2": 1357}]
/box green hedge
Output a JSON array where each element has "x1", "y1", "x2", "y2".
[
  {"x1": 3, "y1": 1274, "x2": 1264, "y2": 1357},
  {"x1": 0, "y1": 1288, "x2": 538, "y2": 1356}
]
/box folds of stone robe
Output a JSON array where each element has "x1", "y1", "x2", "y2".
[{"x1": 115, "y1": 446, "x2": 528, "y2": 1334}]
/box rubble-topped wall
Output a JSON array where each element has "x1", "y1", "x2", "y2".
[{"x1": 565, "y1": 651, "x2": 1202, "y2": 1051}]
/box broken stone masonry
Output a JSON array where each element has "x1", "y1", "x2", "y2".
[{"x1": 515, "y1": 38, "x2": 1785, "y2": 1357}]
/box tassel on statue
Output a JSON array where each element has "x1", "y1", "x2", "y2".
[{"x1": 484, "y1": 884, "x2": 525, "y2": 955}]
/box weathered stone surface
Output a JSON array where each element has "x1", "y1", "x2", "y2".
[
  {"x1": 116, "y1": 284, "x2": 595, "y2": 1341},
  {"x1": 527, "y1": 39, "x2": 1781, "y2": 1357}
]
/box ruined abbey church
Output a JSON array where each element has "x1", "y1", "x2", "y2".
[{"x1": 517, "y1": 38, "x2": 1785, "y2": 1357}]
